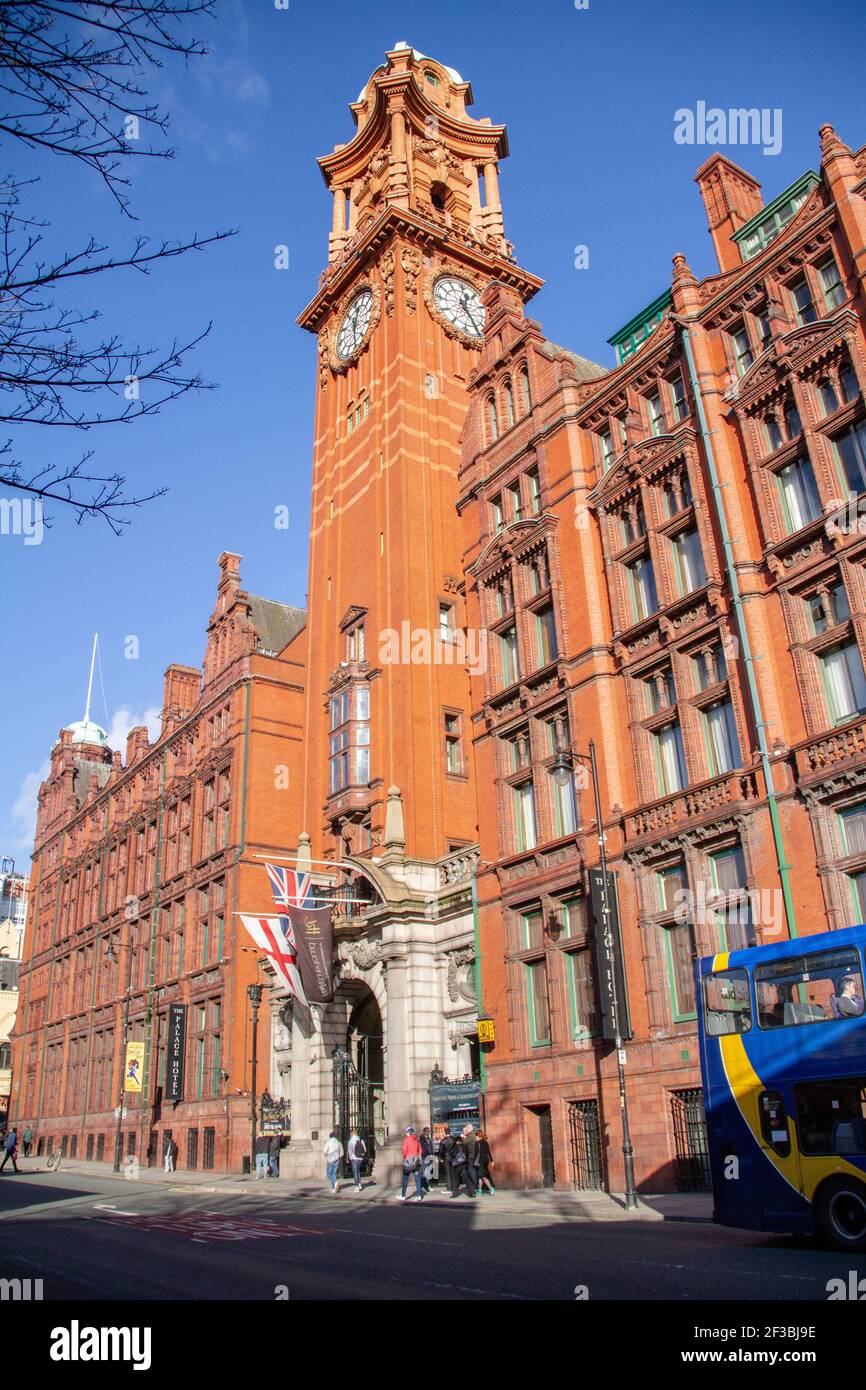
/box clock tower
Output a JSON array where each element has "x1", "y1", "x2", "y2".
[{"x1": 297, "y1": 41, "x2": 542, "y2": 864}]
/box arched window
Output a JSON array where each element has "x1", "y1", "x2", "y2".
[
  {"x1": 488, "y1": 395, "x2": 499, "y2": 442},
  {"x1": 0, "y1": 1042, "x2": 11, "y2": 1070},
  {"x1": 520, "y1": 364, "x2": 532, "y2": 412},
  {"x1": 504, "y1": 379, "x2": 515, "y2": 427}
]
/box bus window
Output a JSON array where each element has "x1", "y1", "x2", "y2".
[
  {"x1": 759, "y1": 1090, "x2": 791, "y2": 1157},
  {"x1": 755, "y1": 947, "x2": 865, "y2": 1029},
  {"x1": 794, "y1": 1079, "x2": 866, "y2": 1156},
  {"x1": 703, "y1": 968, "x2": 752, "y2": 1035}
]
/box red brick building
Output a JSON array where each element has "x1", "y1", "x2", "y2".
[
  {"x1": 12, "y1": 554, "x2": 306, "y2": 1170},
  {"x1": 459, "y1": 125, "x2": 866, "y2": 1192}
]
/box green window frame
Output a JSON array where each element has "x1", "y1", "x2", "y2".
[
  {"x1": 661, "y1": 922, "x2": 697, "y2": 1022},
  {"x1": 565, "y1": 946, "x2": 598, "y2": 1043},
  {"x1": 525, "y1": 957, "x2": 551, "y2": 1047}
]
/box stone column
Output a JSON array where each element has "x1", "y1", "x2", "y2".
[
  {"x1": 483, "y1": 160, "x2": 504, "y2": 239},
  {"x1": 388, "y1": 106, "x2": 410, "y2": 207},
  {"x1": 329, "y1": 186, "x2": 347, "y2": 262}
]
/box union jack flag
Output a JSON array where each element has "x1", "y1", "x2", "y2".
[
  {"x1": 265, "y1": 862, "x2": 313, "y2": 911},
  {"x1": 239, "y1": 913, "x2": 306, "y2": 1003}
]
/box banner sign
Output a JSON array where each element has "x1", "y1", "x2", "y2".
[
  {"x1": 429, "y1": 1079, "x2": 481, "y2": 1140},
  {"x1": 166, "y1": 1003, "x2": 187, "y2": 1102},
  {"x1": 124, "y1": 1040, "x2": 145, "y2": 1093},
  {"x1": 261, "y1": 1094, "x2": 291, "y2": 1135},
  {"x1": 588, "y1": 867, "x2": 633, "y2": 1043},
  {"x1": 287, "y1": 905, "x2": 334, "y2": 1004},
  {"x1": 477, "y1": 1017, "x2": 495, "y2": 1043}
]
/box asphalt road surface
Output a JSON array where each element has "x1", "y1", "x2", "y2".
[{"x1": 0, "y1": 1167, "x2": 863, "y2": 1302}]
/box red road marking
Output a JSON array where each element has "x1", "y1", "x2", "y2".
[{"x1": 96, "y1": 1212, "x2": 330, "y2": 1244}]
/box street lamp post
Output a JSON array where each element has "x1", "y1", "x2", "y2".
[
  {"x1": 551, "y1": 726, "x2": 639, "y2": 1210},
  {"x1": 105, "y1": 940, "x2": 133, "y2": 1175},
  {"x1": 247, "y1": 982, "x2": 268, "y2": 1175}
]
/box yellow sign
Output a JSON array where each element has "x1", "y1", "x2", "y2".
[
  {"x1": 124, "y1": 1040, "x2": 145, "y2": 1093},
  {"x1": 477, "y1": 1017, "x2": 496, "y2": 1044}
]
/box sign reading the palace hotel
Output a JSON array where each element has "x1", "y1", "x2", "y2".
[{"x1": 166, "y1": 1003, "x2": 187, "y2": 1102}]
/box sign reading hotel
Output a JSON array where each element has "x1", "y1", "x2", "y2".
[
  {"x1": 166, "y1": 1003, "x2": 187, "y2": 1102},
  {"x1": 286, "y1": 905, "x2": 334, "y2": 1004}
]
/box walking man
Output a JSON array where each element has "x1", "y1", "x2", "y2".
[
  {"x1": 473, "y1": 1129, "x2": 496, "y2": 1194},
  {"x1": 419, "y1": 1126, "x2": 434, "y2": 1192},
  {"x1": 163, "y1": 1134, "x2": 176, "y2": 1173},
  {"x1": 268, "y1": 1133, "x2": 281, "y2": 1179},
  {"x1": 346, "y1": 1128, "x2": 366, "y2": 1190},
  {"x1": 449, "y1": 1133, "x2": 476, "y2": 1198},
  {"x1": 0, "y1": 1126, "x2": 18, "y2": 1174},
  {"x1": 399, "y1": 1126, "x2": 424, "y2": 1202},
  {"x1": 323, "y1": 1130, "x2": 343, "y2": 1194},
  {"x1": 22, "y1": 1127, "x2": 33, "y2": 1159},
  {"x1": 437, "y1": 1127, "x2": 456, "y2": 1194}
]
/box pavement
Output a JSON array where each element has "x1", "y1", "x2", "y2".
[{"x1": 9, "y1": 1156, "x2": 714, "y2": 1221}]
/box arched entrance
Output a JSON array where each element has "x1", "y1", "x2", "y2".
[{"x1": 331, "y1": 983, "x2": 385, "y2": 1170}]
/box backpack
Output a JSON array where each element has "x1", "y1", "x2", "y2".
[{"x1": 354, "y1": 1137, "x2": 366, "y2": 1158}]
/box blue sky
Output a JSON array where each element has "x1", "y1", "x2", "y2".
[{"x1": 3, "y1": 0, "x2": 864, "y2": 859}]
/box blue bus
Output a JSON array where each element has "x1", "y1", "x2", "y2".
[{"x1": 697, "y1": 923, "x2": 866, "y2": 1251}]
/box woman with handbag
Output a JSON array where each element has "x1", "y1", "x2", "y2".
[
  {"x1": 398, "y1": 1126, "x2": 424, "y2": 1202},
  {"x1": 474, "y1": 1129, "x2": 496, "y2": 1194}
]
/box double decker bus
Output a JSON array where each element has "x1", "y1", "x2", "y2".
[{"x1": 697, "y1": 923, "x2": 866, "y2": 1251}]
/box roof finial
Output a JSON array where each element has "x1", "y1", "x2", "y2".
[{"x1": 819, "y1": 123, "x2": 851, "y2": 160}]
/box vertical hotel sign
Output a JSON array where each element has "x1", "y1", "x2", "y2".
[
  {"x1": 588, "y1": 868, "x2": 633, "y2": 1043},
  {"x1": 166, "y1": 1003, "x2": 187, "y2": 1102}
]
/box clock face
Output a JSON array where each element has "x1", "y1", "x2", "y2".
[
  {"x1": 336, "y1": 290, "x2": 374, "y2": 360},
  {"x1": 433, "y1": 276, "x2": 485, "y2": 340}
]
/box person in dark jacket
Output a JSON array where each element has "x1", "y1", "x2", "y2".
[
  {"x1": 268, "y1": 1134, "x2": 281, "y2": 1178},
  {"x1": 449, "y1": 1134, "x2": 476, "y2": 1198},
  {"x1": 419, "y1": 1127, "x2": 434, "y2": 1192},
  {"x1": 437, "y1": 1128, "x2": 456, "y2": 1193},
  {"x1": 0, "y1": 1127, "x2": 18, "y2": 1174},
  {"x1": 254, "y1": 1132, "x2": 270, "y2": 1179},
  {"x1": 473, "y1": 1129, "x2": 496, "y2": 1194}
]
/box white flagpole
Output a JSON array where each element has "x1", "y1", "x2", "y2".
[{"x1": 83, "y1": 633, "x2": 98, "y2": 724}]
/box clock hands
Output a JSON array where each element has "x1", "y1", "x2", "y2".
[{"x1": 459, "y1": 290, "x2": 483, "y2": 337}]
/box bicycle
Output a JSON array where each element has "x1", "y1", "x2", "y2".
[{"x1": 45, "y1": 1145, "x2": 62, "y2": 1171}]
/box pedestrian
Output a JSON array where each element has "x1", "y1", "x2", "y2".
[
  {"x1": 419, "y1": 1126, "x2": 434, "y2": 1192},
  {"x1": 268, "y1": 1134, "x2": 281, "y2": 1178},
  {"x1": 0, "y1": 1126, "x2": 18, "y2": 1174},
  {"x1": 346, "y1": 1128, "x2": 366, "y2": 1190},
  {"x1": 449, "y1": 1133, "x2": 476, "y2": 1198},
  {"x1": 163, "y1": 1134, "x2": 176, "y2": 1173},
  {"x1": 437, "y1": 1126, "x2": 456, "y2": 1194},
  {"x1": 254, "y1": 1131, "x2": 270, "y2": 1180},
  {"x1": 22, "y1": 1127, "x2": 33, "y2": 1159},
  {"x1": 474, "y1": 1128, "x2": 496, "y2": 1194},
  {"x1": 398, "y1": 1125, "x2": 424, "y2": 1202},
  {"x1": 323, "y1": 1130, "x2": 343, "y2": 1194}
]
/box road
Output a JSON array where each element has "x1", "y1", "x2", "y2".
[{"x1": 0, "y1": 1167, "x2": 864, "y2": 1302}]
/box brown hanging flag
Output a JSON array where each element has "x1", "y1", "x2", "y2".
[{"x1": 287, "y1": 904, "x2": 334, "y2": 1004}]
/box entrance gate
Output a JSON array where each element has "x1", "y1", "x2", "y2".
[
  {"x1": 567, "y1": 1099, "x2": 605, "y2": 1190},
  {"x1": 332, "y1": 1045, "x2": 375, "y2": 1175}
]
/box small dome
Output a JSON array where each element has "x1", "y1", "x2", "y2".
[{"x1": 65, "y1": 718, "x2": 109, "y2": 747}]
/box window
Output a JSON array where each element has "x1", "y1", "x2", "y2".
[
  {"x1": 766, "y1": 410, "x2": 785, "y2": 449},
  {"x1": 806, "y1": 582, "x2": 850, "y2": 634},
  {"x1": 790, "y1": 275, "x2": 817, "y2": 326},
  {"x1": 488, "y1": 395, "x2": 498, "y2": 442},
  {"x1": 328, "y1": 682, "x2": 371, "y2": 792},
  {"x1": 599, "y1": 429, "x2": 614, "y2": 472},
  {"x1": 820, "y1": 640, "x2": 866, "y2": 724},
  {"x1": 627, "y1": 555, "x2": 658, "y2": 623},
  {"x1": 703, "y1": 968, "x2": 752, "y2": 1036},
  {"x1": 647, "y1": 390, "x2": 664, "y2": 436},
  {"x1": 521, "y1": 907, "x2": 544, "y2": 950},
  {"x1": 840, "y1": 361, "x2": 859, "y2": 403},
  {"x1": 755, "y1": 308, "x2": 773, "y2": 351},
  {"x1": 504, "y1": 380, "x2": 515, "y2": 428},
  {"x1": 818, "y1": 379, "x2": 839, "y2": 416},
  {"x1": 438, "y1": 603, "x2": 455, "y2": 643},
  {"x1": 444, "y1": 712, "x2": 463, "y2": 775},
  {"x1": 783, "y1": 398, "x2": 802, "y2": 440},
  {"x1": 657, "y1": 861, "x2": 688, "y2": 913},
  {"x1": 513, "y1": 779, "x2": 537, "y2": 851},
  {"x1": 505, "y1": 727, "x2": 531, "y2": 773},
  {"x1": 795, "y1": 1079, "x2": 866, "y2": 1156},
  {"x1": 491, "y1": 495, "x2": 504, "y2": 535},
  {"x1": 777, "y1": 457, "x2": 822, "y2": 532},
  {"x1": 527, "y1": 468, "x2": 541, "y2": 515},
  {"x1": 672, "y1": 527, "x2": 706, "y2": 595},
  {"x1": 664, "y1": 921, "x2": 697, "y2": 1020},
  {"x1": 424, "y1": 69, "x2": 440, "y2": 87},
  {"x1": 534, "y1": 603, "x2": 558, "y2": 666},
  {"x1": 567, "y1": 948, "x2": 598, "y2": 1041},
  {"x1": 848, "y1": 869, "x2": 866, "y2": 922},
  {"x1": 506, "y1": 481, "x2": 522, "y2": 522},
  {"x1": 670, "y1": 375, "x2": 688, "y2": 422},
  {"x1": 731, "y1": 324, "x2": 754, "y2": 375},
  {"x1": 620, "y1": 502, "x2": 646, "y2": 546},
  {"x1": 494, "y1": 575, "x2": 514, "y2": 617},
  {"x1": 549, "y1": 768, "x2": 577, "y2": 837},
  {"x1": 839, "y1": 802, "x2": 866, "y2": 856},
  {"x1": 709, "y1": 845, "x2": 754, "y2": 950},
  {"x1": 653, "y1": 721, "x2": 687, "y2": 795},
  {"x1": 498, "y1": 625, "x2": 520, "y2": 687},
  {"x1": 756, "y1": 948, "x2": 864, "y2": 1030},
  {"x1": 526, "y1": 958, "x2": 550, "y2": 1045},
  {"x1": 703, "y1": 699, "x2": 741, "y2": 775},
  {"x1": 528, "y1": 551, "x2": 550, "y2": 595},
  {"x1": 833, "y1": 419, "x2": 866, "y2": 497},
  {"x1": 520, "y1": 365, "x2": 532, "y2": 412},
  {"x1": 818, "y1": 256, "x2": 845, "y2": 311}
]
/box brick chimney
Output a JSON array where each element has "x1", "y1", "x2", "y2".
[
  {"x1": 161, "y1": 663, "x2": 201, "y2": 736},
  {"x1": 695, "y1": 153, "x2": 763, "y2": 273},
  {"x1": 126, "y1": 725, "x2": 150, "y2": 767}
]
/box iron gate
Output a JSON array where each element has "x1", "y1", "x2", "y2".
[
  {"x1": 670, "y1": 1087, "x2": 711, "y2": 1191},
  {"x1": 332, "y1": 1045, "x2": 375, "y2": 1175},
  {"x1": 568, "y1": 1099, "x2": 605, "y2": 1190}
]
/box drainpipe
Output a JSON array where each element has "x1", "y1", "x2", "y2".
[{"x1": 676, "y1": 317, "x2": 797, "y2": 938}]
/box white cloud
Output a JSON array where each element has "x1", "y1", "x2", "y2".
[
  {"x1": 106, "y1": 706, "x2": 162, "y2": 753},
  {"x1": 11, "y1": 758, "x2": 50, "y2": 851}
]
